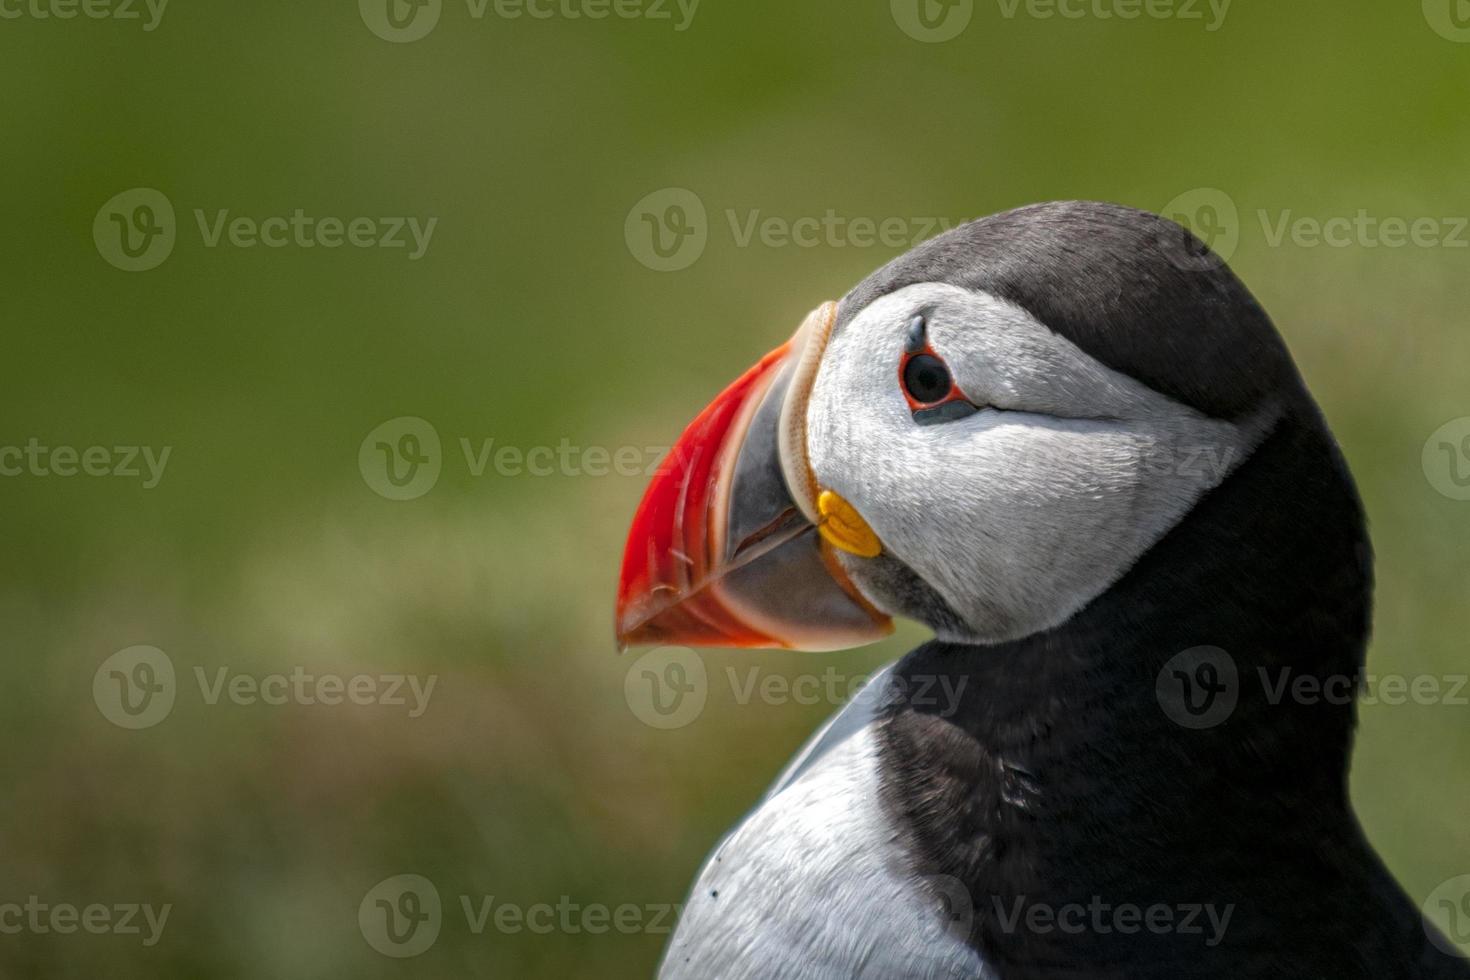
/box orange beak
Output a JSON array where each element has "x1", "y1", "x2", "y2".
[{"x1": 615, "y1": 303, "x2": 893, "y2": 651}]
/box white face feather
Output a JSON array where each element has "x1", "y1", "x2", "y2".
[{"x1": 806, "y1": 282, "x2": 1271, "y2": 644}]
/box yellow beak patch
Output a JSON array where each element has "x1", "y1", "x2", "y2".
[{"x1": 817, "y1": 490, "x2": 882, "y2": 559}]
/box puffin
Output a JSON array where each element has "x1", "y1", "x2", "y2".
[{"x1": 614, "y1": 201, "x2": 1470, "y2": 980}]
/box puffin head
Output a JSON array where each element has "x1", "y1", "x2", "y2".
[{"x1": 616, "y1": 201, "x2": 1321, "y2": 651}]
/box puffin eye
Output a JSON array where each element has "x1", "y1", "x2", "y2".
[
  {"x1": 897, "y1": 314, "x2": 980, "y2": 426},
  {"x1": 902, "y1": 354, "x2": 953, "y2": 405}
]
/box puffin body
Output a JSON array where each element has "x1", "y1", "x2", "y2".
[{"x1": 616, "y1": 202, "x2": 1470, "y2": 979}]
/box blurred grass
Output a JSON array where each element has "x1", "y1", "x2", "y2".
[{"x1": 0, "y1": 0, "x2": 1468, "y2": 974}]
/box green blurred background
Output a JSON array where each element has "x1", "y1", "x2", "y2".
[{"x1": 1, "y1": 0, "x2": 1468, "y2": 974}]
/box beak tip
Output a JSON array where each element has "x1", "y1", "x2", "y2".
[{"x1": 613, "y1": 602, "x2": 647, "y2": 651}]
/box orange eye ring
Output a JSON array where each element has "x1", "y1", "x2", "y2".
[{"x1": 898, "y1": 315, "x2": 980, "y2": 425}]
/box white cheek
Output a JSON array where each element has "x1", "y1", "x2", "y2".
[
  {"x1": 810, "y1": 380, "x2": 1238, "y2": 642},
  {"x1": 806, "y1": 283, "x2": 1255, "y2": 643},
  {"x1": 893, "y1": 423, "x2": 1152, "y2": 625},
  {"x1": 830, "y1": 417, "x2": 1145, "y2": 633}
]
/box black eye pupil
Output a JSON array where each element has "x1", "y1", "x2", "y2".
[{"x1": 903, "y1": 354, "x2": 952, "y2": 404}]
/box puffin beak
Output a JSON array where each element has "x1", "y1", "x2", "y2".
[{"x1": 616, "y1": 302, "x2": 893, "y2": 651}]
